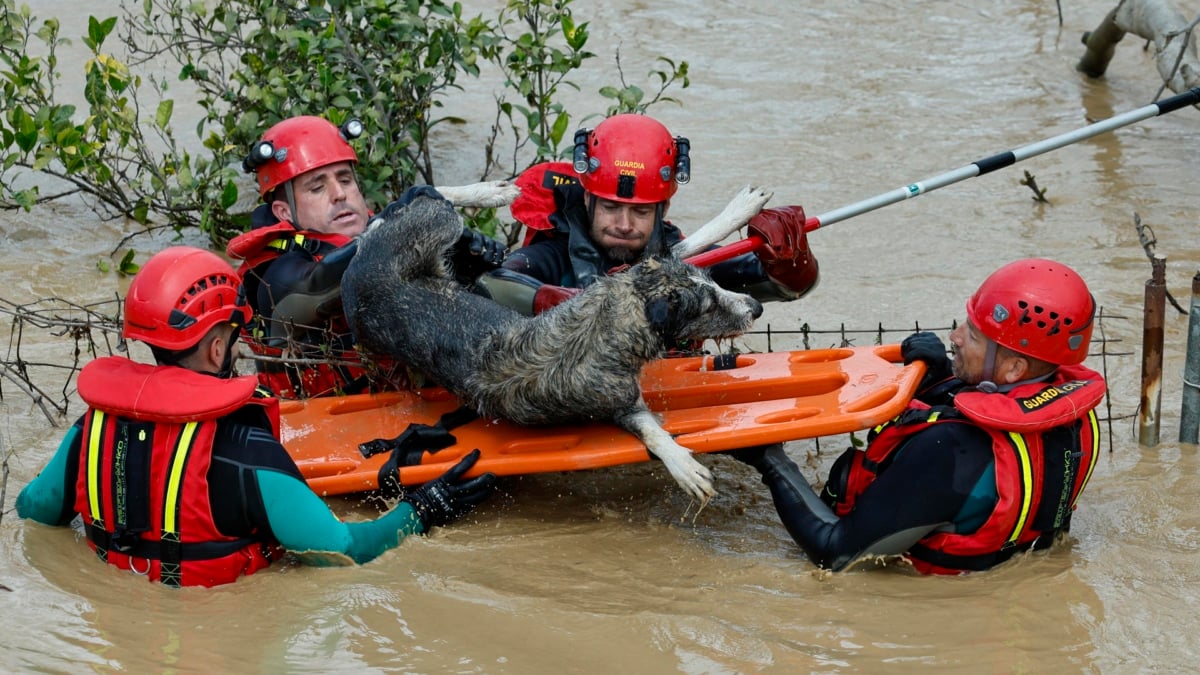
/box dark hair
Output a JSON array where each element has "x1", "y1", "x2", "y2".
[{"x1": 150, "y1": 342, "x2": 199, "y2": 367}]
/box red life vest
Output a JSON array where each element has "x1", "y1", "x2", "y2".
[
  {"x1": 832, "y1": 364, "x2": 1105, "y2": 574},
  {"x1": 226, "y1": 222, "x2": 384, "y2": 399},
  {"x1": 74, "y1": 357, "x2": 284, "y2": 587},
  {"x1": 226, "y1": 221, "x2": 353, "y2": 275},
  {"x1": 510, "y1": 161, "x2": 580, "y2": 245}
]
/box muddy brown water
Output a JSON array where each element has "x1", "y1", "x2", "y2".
[{"x1": 3, "y1": 0, "x2": 1200, "y2": 671}]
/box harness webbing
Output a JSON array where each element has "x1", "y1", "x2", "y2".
[
  {"x1": 158, "y1": 421, "x2": 200, "y2": 587},
  {"x1": 83, "y1": 414, "x2": 247, "y2": 587}
]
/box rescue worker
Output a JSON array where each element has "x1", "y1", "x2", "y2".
[
  {"x1": 16, "y1": 247, "x2": 496, "y2": 587},
  {"x1": 733, "y1": 258, "x2": 1106, "y2": 574},
  {"x1": 477, "y1": 113, "x2": 820, "y2": 315},
  {"x1": 226, "y1": 115, "x2": 506, "y2": 398}
]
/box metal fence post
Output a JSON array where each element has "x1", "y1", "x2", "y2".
[
  {"x1": 1139, "y1": 254, "x2": 1166, "y2": 447},
  {"x1": 1180, "y1": 270, "x2": 1200, "y2": 444}
]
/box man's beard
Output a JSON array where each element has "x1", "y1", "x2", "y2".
[{"x1": 605, "y1": 244, "x2": 642, "y2": 263}]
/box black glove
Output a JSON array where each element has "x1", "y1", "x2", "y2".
[
  {"x1": 403, "y1": 449, "x2": 497, "y2": 530},
  {"x1": 900, "y1": 331, "x2": 953, "y2": 397},
  {"x1": 451, "y1": 227, "x2": 507, "y2": 283},
  {"x1": 371, "y1": 423, "x2": 460, "y2": 499}
]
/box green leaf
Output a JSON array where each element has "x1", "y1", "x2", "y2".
[
  {"x1": 87, "y1": 16, "x2": 118, "y2": 49},
  {"x1": 549, "y1": 110, "x2": 569, "y2": 146},
  {"x1": 156, "y1": 99, "x2": 174, "y2": 129},
  {"x1": 32, "y1": 151, "x2": 52, "y2": 172},
  {"x1": 13, "y1": 188, "x2": 38, "y2": 211},
  {"x1": 12, "y1": 108, "x2": 38, "y2": 152},
  {"x1": 118, "y1": 249, "x2": 140, "y2": 276},
  {"x1": 131, "y1": 201, "x2": 149, "y2": 224},
  {"x1": 565, "y1": 20, "x2": 588, "y2": 51},
  {"x1": 220, "y1": 179, "x2": 238, "y2": 209}
]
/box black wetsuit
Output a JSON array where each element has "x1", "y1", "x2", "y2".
[
  {"x1": 480, "y1": 183, "x2": 799, "y2": 312},
  {"x1": 745, "y1": 381, "x2": 999, "y2": 571},
  {"x1": 18, "y1": 406, "x2": 425, "y2": 564}
]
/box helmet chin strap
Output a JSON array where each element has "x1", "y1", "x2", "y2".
[
  {"x1": 283, "y1": 181, "x2": 299, "y2": 227},
  {"x1": 647, "y1": 202, "x2": 667, "y2": 255},
  {"x1": 216, "y1": 326, "x2": 240, "y2": 379},
  {"x1": 975, "y1": 339, "x2": 1055, "y2": 394},
  {"x1": 975, "y1": 341, "x2": 1000, "y2": 393}
]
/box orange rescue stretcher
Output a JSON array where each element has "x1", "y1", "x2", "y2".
[{"x1": 280, "y1": 344, "x2": 924, "y2": 496}]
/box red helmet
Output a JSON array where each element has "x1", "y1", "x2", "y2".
[
  {"x1": 124, "y1": 247, "x2": 250, "y2": 351},
  {"x1": 247, "y1": 116, "x2": 360, "y2": 197},
  {"x1": 574, "y1": 114, "x2": 686, "y2": 204},
  {"x1": 965, "y1": 258, "x2": 1095, "y2": 365}
]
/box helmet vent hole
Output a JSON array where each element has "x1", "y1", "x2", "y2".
[{"x1": 168, "y1": 309, "x2": 197, "y2": 330}]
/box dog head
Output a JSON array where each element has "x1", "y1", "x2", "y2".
[{"x1": 632, "y1": 256, "x2": 763, "y2": 343}]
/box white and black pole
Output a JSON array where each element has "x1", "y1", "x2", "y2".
[{"x1": 686, "y1": 87, "x2": 1200, "y2": 267}]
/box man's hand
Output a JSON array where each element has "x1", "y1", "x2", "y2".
[
  {"x1": 747, "y1": 206, "x2": 819, "y2": 297},
  {"x1": 451, "y1": 227, "x2": 508, "y2": 282},
  {"x1": 403, "y1": 449, "x2": 497, "y2": 531},
  {"x1": 901, "y1": 331, "x2": 954, "y2": 397}
]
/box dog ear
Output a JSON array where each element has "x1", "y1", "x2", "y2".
[
  {"x1": 646, "y1": 286, "x2": 703, "y2": 341},
  {"x1": 646, "y1": 295, "x2": 674, "y2": 336}
]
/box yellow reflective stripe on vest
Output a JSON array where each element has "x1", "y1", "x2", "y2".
[
  {"x1": 1072, "y1": 410, "x2": 1101, "y2": 508},
  {"x1": 162, "y1": 422, "x2": 200, "y2": 534},
  {"x1": 1004, "y1": 432, "x2": 1035, "y2": 546},
  {"x1": 266, "y1": 233, "x2": 306, "y2": 253},
  {"x1": 85, "y1": 410, "x2": 106, "y2": 522},
  {"x1": 874, "y1": 408, "x2": 943, "y2": 435}
]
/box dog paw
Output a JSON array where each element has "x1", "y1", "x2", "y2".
[
  {"x1": 725, "y1": 185, "x2": 773, "y2": 221},
  {"x1": 663, "y1": 453, "x2": 717, "y2": 501},
  {"x1": 673, "y1": 185, "x2": 778, "y2": 259}
]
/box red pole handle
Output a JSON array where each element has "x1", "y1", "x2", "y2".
[
  {"x1": 683, "y1": 236, "x2": 761, "y2": 267},
  {"x1": 682, "y1": 215, "x2": 822, "y2": 268}
]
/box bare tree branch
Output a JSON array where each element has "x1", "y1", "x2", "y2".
[{"x1": 1079, "y1": 0, "x2": 1200, "y2": 94}]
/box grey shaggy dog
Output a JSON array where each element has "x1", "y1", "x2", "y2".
[{"x1": 342, "y1": 193, "x2": 766, "y2": 500}]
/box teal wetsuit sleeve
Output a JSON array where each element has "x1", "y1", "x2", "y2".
[
  {"x1": 16, "y1": 425, "x2": 81, "y2": 526},
  {"x1": 255, "y1": 468, "x2": 426, "y2": 566}
]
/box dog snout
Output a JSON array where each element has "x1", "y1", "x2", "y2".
[{"x1": 748, "y1": 297, "x2": 763, "y2": 320}]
